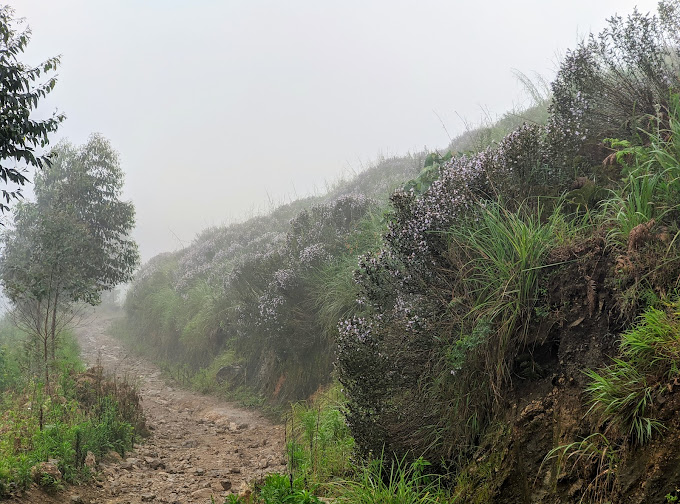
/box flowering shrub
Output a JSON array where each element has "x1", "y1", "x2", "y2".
[
  {"x1": 122, "y1": 190, "x2": 376, "y2": 398},
  {"x1": 335, "y1": 2, "x2": 680, "y2": 467},
  {"x1": 547, "y1": 2, "x2": 680, "y2": 174},
  {"x1": 338, "y1": 149, "x2": 499, "y2": 459},
  {"x1": 247, "y1": 195, "x2": 374, "y2": 377}
]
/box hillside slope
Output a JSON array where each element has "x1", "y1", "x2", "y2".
[{"x1": 118, "y1": 2, "x2": 680, "y2": 502}]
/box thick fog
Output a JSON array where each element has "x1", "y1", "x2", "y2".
[{"x1": 6, "y1": 0, "x2": 658, "y2": 261}]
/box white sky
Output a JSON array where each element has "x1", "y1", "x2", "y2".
[{"x1": 6, "y1": 0, "x2": 660, "y2": 261}]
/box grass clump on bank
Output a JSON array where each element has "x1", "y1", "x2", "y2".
[
  {"x1": 586, "y1": 299, "x2": 680, "y2": 444},
  {"x1": 239, "y1": 385, "x2": 451, "y2": 504},
  {"x1": 446, "y1": 201, "x2": 573, "y2": 394}
]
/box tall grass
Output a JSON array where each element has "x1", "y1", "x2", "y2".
[
  {"x1": 285, "y1": 385, "x2": 354, "y2": 492},
  {"x1": 585, "y1": 301, "x2": 680, "y2": 445},
  {"x1": 306, "y1": 210, "x2": 386, "y2": 343},
  {"x1": 585, "y1": 361, "x2": 661, "y2": 445},
  {"x1": 602, "y1": 141, "x2": 673, "y2": 247},
  {"x1": 543, "y1": 433, "x2": 620, "y2": 504},
  {"x1": 604, "y1": 94, "x2": 680, "y2": 247},
  {"x1": 334, "y1": 455, "x2": 447, "y2": 504},
  {"x1": 447, "y1": 201, "x2": 572, "y2": 394}
]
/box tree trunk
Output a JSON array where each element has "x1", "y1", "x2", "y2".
[
  {"x1": 44, "y1": 334, "x2": 50, "y2": 394},
  {"x1": 41, "y1": 298, "x2": 51, "y2": 395},
  {"x1": 50, "y1": 290, "x2": 59, "y2": 361}
]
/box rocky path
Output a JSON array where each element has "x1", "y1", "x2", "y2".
[{"x1": 18, "y1": 310, "x2": 286, "y2": 504}]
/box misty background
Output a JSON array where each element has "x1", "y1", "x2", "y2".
[{"x1": 6, "y1": 0, "x2": 658, "y2": 262}]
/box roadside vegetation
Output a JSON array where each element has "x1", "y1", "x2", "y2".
[
  {"x1": 6, "y1": 0, "x2": 680, "y2": 502},
  {"x1": 0, "y1": 132, "x2": 142, "y2": 499},
  {"x1": 0, "y1": 318, "x2": 144, "y2": 497},
  {"x1": 0, "y1": 7, "x2": 143, "y2": 499},
  {"x1": 117, "y1": 2, "x2": 680, "y2": 502}
]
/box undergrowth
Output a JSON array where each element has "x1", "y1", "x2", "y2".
[
  {"x1": 544, "y1": 298, "x2": 680, "y2": 502},
  {"x1": 586, "y1": 299, "x2": 680, "y2": 444},
  {"x1": 0, "y1": 320, "x2": 143, "y2": 497},
  {"x1": 446, "y1": 200, "x2": 573, "y2": 395},
  {"x1": 243, "y1": 385, "x2": 452, "y2": 504},
  {"x1": 284, "y1": 384, "x2": 354, "y2": 492}
]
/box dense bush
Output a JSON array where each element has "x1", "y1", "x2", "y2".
[
  {"x1": 337, "y1": 1, "x2": 680, "y2": 468},
  {"x1": 547, "y1": 2, "x2": 680, "y2": 175},
  {"x1": 119, "y1": 193, "x2": 380, "y2": 400}
]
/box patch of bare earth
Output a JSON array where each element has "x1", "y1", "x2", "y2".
[{"x1": 12, "y1": 310, "x2": 285, "y2": 504}]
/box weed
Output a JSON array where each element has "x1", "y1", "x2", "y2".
[
  {"x1": 543, "y1": 433, "x2": 620, "y2": 504},
  {"x1": 334, "y1": 454, "x2": 447, "y2": 504},
  {"x1": 39, "y1": 472, "x2": 62, "y2": 493},
  {"x1": 282, "y1": 384, "x2": 354, "y2": 495},
  {"x1": 257, "y1": 472, "x2": 322, "y2": 504},
  {"x1": 447, "y1": 200, "x2": 570, "y2": 395},
  {"x1": 223, "y1": 496, "x2": 247, "y2": 504},
  {"x1": 585, "y1": 300, "x2": 680, "y2": 445}
]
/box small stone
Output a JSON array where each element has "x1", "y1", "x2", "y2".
[
  {"x1": 70, "y1": 495, "x2": 84, "y2": 504},
  {"x1": 229, "y1": 467, "x2": 241, "y2": 474},
  {"x1": 194, "y1": 467, "x2": 205, "y2": 476},
  {"x1": 82, "y1": 452, "x2": 96, "y2": 470},
  {"x1": 31, "y1": 461, "x2": 62, "y2": 482},
  {"x1": 141, "y1": 493, "x2": 156, "y2": 502},
  {"x1": 106, "y1": 450, "x2": 123, "y2": 462},
  {"x1": 148, "y1": 458, "x2": 165, "y2": 470},
  {"x1": 238, "y1": 482, "x2": 252, "y2": 500},
  {"x1": 191, "y1": 488, "x2": 215, "y2": 500},
  {"x1": 220, "y1": 479, "x2": 232, "y2": 490}
]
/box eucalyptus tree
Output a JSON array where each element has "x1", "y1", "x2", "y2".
[
  {"x1": 0, "y1": 6, "x2": 64, "y2": 213},
  {"x1": 0, "y1": 135, "x2": 139, "y2": 391}
]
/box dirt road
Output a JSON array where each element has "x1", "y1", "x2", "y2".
[{"x1": 16, "y1": 310, "x2": 286, "y2": 504}]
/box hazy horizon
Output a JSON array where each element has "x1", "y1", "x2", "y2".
[{"x1": 6, "y1": 0, "x2": 659, "y2": 262}]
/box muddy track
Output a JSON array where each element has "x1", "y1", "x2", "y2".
[{"x1": 14, "y1": 310, "x2": 286, "y2": 504}]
